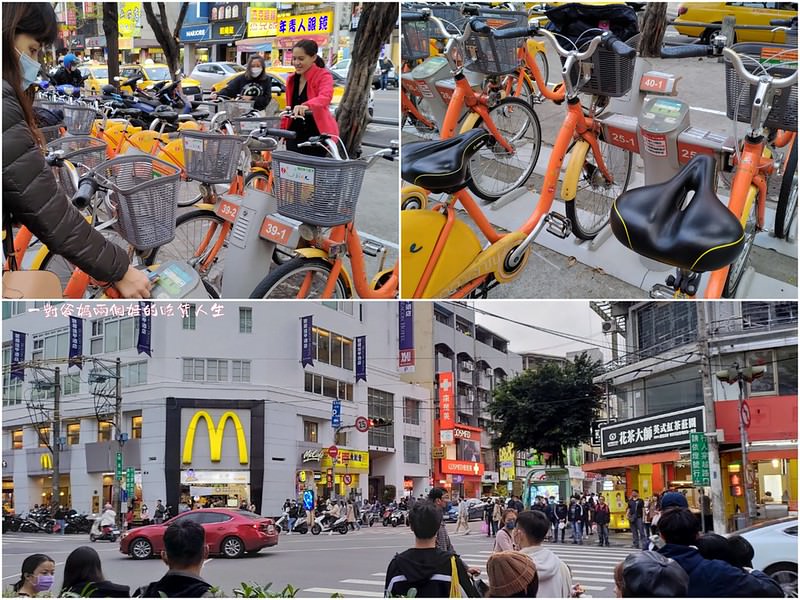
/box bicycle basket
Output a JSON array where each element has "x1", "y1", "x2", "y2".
[
  {"x1": 230, "y1": 116, "x2": 282, "y2": 136},
  {"x1": 463, "y1": 12, "x2": 528, "y2": 76},
  {"x1": 40, "y1": 124, "x2": 64, "y2": 143},
  {"x1": 182, "y1": 131, "x2": 246, "y2": 184},
  {"x1": 221, "y1": 99, "x2": 255, "y2": 120},
  {"x1": 61, "y1": 105, "x2": 97, "y2": 135},
  {"x1": 402, "y1": 18, "x2": 430, "y2": 61},
  {"x1": 47, "y1": 136, "x2": 109, "y2": 198},
  {"x1": 272, "y1": 151, "x2": 367, "y2": 227},
  {"x1": 90, "y1": 155, "x2": 181, "y2": 250},
  {"x1": 576, "y1": 40, "x2": 638, "y2": 97},
  {"x1": 725, "y1": 43, "x2": 798, "y2": 132},
  {"x1": 429, "y1": 5, "x2": 467, "y2": 35}
]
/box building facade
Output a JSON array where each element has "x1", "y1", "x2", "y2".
[
  {"x1": 2, "y1": 301, "x2": 428, "y2": 517},
  {"x1": 587, "y1": 301, "x2": 798, "y2": 530}
]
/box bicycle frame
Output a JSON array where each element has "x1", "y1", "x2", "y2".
[
  {"x1": 502, "y1": 41, "x2": 566, "y2": 103},
  {"x1": 400, "y1": 86, "x2": 435, "y2": 130}
]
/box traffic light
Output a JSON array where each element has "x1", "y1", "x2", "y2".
[
  {"x1": 369, "y1": 418, "x2": 393, "y2": 428},
  {"x1": 715, "y1": 365, "x2": 767, "y2": 384}
]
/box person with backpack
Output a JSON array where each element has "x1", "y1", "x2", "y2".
[{"x1": 384, "y1": 501, "x2": 479, "y2": 597}]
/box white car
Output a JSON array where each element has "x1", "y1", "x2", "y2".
[
  {"x1": 732, "y1": 517, "x2": 798, "y2": 597},
  {"x1": 190, "y1": 62, "x2": 245, "y2": 92}
]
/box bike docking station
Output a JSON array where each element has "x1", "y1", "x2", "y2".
[{"x1": 480, "y1": 55, "x2": 797, "y2": 299}]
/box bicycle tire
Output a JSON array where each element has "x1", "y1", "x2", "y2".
[
  {"x1": 467, "y1": 96, "x2": 542, "y2": 202},
  {"x1": 723, "y1": 190, "x2": 758, "y2": 298},
  {"x1": 566, "y1": 139, "x2": 633, "y2": 240},
  {"x1": 176, "y1": 179, "x2": 203, "y2": 208},
  {"x1": 774, "y1": 138, "x2": 797, "y2": 240},
  {"x1": 146, "y1": 209, "x2": 228, "y2": 296},
  {"x1": 249, "y1": 256, "x2": 351, "y2": 299}
]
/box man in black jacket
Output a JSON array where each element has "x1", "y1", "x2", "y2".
[
  {"x1": 627, "y1": 489, "x2": 647, "y2": 549},
  {"x1": 385, "y1": 501, "x2": 479, "y2": 598},
  {"x1": 135, "y1": 520, "x2": 214, "y2": 597},
  {"x1": 554, "y1": 498, "x2": 568, "y2": 543},
  {"x1": 51, "y1": 53, "x2": 83, "y2": 88}
]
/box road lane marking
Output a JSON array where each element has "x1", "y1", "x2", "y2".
[
  {"x1": 302, "y1": 587, "x2": 382, "y2": 597},
  {"x1": 339, "y1": 579, "x2": 385, "y2": 586}
]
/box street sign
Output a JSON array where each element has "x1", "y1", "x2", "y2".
[
  {"x1": 355, "y1": 416, "x2": 369, "y2": 433},
  {"x1": 740, "y1": 401, "x2": 751, "y2": 429},
  {"x1": 115, "y1": 452, "x2": 123, "y2": 480},
  {"x1": 328, "y1": 445, "x2": 339, "y2": 460},
  {"x1": 343, "y1": 474, "x2": 353, "y2": 485},
  {"x1": 126, "y1": 467, "x2": 135, "y2": 496},
  {"x1": 331, "y1": 400, "x2": 342, "y2": 428},
  {"x1": 689, "y1": 432, "x2": 711, "y2": 486},
  {"x1": 432, "y1": 446, "x2": 446, "y2": 459}
]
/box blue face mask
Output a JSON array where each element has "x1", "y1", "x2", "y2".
[
  {"x1": 17, "y1": 49, "x2": 41, "y2": 89},
  {"x1": 506, "y1": 521, "x2": 516, "y2": 529}
]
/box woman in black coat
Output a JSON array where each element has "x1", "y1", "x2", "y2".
[{"x1": 61, "y1": 546, "x2": 130, "y2": 597}]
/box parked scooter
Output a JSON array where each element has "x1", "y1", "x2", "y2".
[
  {"x1": 390, "y1": 508, "x2": 408, "y2": 527},
  {"x1": 311, "y1": 512, "x2": 348, "y2": 535},
  {"x1": 64, "y1": 512, "x2": 92, "y2": 534},
  {"x1": 274, "y1": 505, "x2": 308, "y2": 534},
  {"x1": 89, "y1": 519, "x2": 120, "y2": 542}
]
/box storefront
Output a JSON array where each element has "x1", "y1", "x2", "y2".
[
  {"x1": 321, "y1": 447, "x2": 369, "y2": 501},
  {"x1": 208, "y1": 2, "x2": 246, "y2": 62},
  {"x1": 179, "y1": 24, "x2": 211, "y2": 74},
  {"x1": 296, "y1": 445, "x2": 324, "y2": 504},
  {"x1": 85, "y1": 36, "x2": 106, "y2": 63},
  {"x1": 238, "y1": 6, "x2": 277, "y2": 63},
  {"x1": 2, "y1": 456, "x2": 13, "y2": 512}
]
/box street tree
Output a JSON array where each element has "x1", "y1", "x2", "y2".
[
  {"x1": 487, "y1": 353, "x2": 604, "y2": 466},
  {"x1": 639, "y1": 2, "x2": 668, "y2": 57},
  {"x1": 143, "y1": 2, "x2": 189, "y2": 81},
  {"x1": 102, "y1": 2, "x2": 120, "y2": 87},
  {"x1": 336, "y1": 2, "x2": 398, "y2": 156}
]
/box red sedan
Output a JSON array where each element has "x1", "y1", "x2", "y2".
[{"x1": 119, "y1": 509, "x2": 278, "y2": 559}]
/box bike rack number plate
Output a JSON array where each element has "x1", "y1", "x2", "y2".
[
  {"x1": 215, "y1": 199, "x2": 240, "y2": 223},
  {"x1": 259, "y1": 215, "x2": 298, "y2": 246}
]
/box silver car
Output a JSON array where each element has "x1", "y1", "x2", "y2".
[{"x1": 190, "y1": 62, "x2": 245, "y2": 92}]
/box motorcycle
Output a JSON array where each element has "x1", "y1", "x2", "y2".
[
  {"x1": 275, "y1": 508, "x2": 307, "y2": 534},
  {"x1": 64, "y1": 512, "x2": 92, "y2": 534},
  {"x1": 2, "y1": 514, "x2": 24, "y2": 533},
  {"x1": 89, "y1": 519, "x2": 120, "y2": 542},
  {"x1": 382, "y1": 505, "x2": 395, "y2": 527},
  {"x1": 310, "y1": 512, "x2": 348, "y2": 535},
  {"x1": 390, "y1": 509, "x2": 408, "y2": 527}
]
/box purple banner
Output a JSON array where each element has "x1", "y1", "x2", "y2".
[
  {"x1": 398, "y1": 301, "x2": 415, "y2": 373},
  {"x1": 355, "y1": 336, "x2": 366, "y2": 382},
  {"x1": 137, "y1": 302, "x2": 152, "y2": 356},
  {"x1": 11, "y1": 331, "x2": 25, "y2": 382},
  {"x1": 301, "y1": 316, "x2": 314, "y2": 367},
  {"x1": 68, "y1": 316, "x2": 83, "y2": 369}
]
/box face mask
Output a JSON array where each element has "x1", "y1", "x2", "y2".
[
  {"x1": 506, "y1": 521, "x2": 516, "y2": 530},
  {"x1": 250, "y1": 67, "x2": 263, "y2": 77},
  {"x1": 17, "y1": 49, "x2": 41, "y2": 89},
  {"x1": 34, "y1": 575, "x2": 54, "y2": 592}
]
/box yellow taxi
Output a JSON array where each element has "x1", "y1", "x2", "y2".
[
  {"x1": 79, "y1": 63, "x2": 110, "y2": 95},
  {"x1": 674, "y1": 2, "x2": 796, "y2": 44},
  {"x1": 119, "y1": 62, "x2": 203, "y2": 100},
  {"x1": 211, "y1": 67, "x2": 345, "y2": 110}
]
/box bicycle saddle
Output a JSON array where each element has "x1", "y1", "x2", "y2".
[
  {"x1": 116, "y1": 108, "x2": 142, "y2": 117},
  {"x1": 402, "y1": 129, "x2": 491, "y2": 194},
  {"x1": 610, "y1": 154, "x2": 744, "y2": 272}
]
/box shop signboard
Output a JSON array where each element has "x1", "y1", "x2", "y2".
[
  {"x1": 689, "y1": 432, "x2": 711, "y2": 486},
  {"x1": 499, "y1": 444, "x2": 515, "y2": 481},
  {"x1": 301, "y1": 448, "x2": 324, "y2": 463},
  {"x1": 115, "y1": 452, "x2": 123, "y2": 480},
  {"x1": 179, "y1": 25, "x2": 211, "y2": 43},
  {"x1": 277, "y1": 12, "x2": 333, "y2": 36},
  {"x1": 331, "y1": 400, "x2": 341, "y2": 428},
  {"x1": 248, "y1": 7, "x2": 278, "y2": 37},
  {"x1": 600, "y1": 405, "x2": 705, "y2": 457},
  {"x1": 441, "y1": 459, "x2": 484, "y2": 477},
  {"x1": 182, "y1": 410, "x2": 249, "y2": 465},
  {"x1": 126, "y1": 467, "x2": 135, "y2": 496},
  {"x1": 320, "y1": 447, "x2": 369, "y2": 472},
  {"x1": 398, "y1": 301, "x2": 415, "y2": 372},
  {"x1": 439, "y1": 372, "x2": 455, "y2": 429},
  {"x1": 212, "y1": 21, "x2": 245, "y2": 40}
]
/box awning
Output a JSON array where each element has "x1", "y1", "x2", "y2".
[
  {"x1": 582, "y1": 450, "x2": 681, "y2": 472},
  {"x1": 236, "y1": 37, "x2": 274, "y2": 53},
  {"x1": 275, "y1": 33, "x2": 328, "y2": 50}
]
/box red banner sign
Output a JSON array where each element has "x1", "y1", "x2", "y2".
[
  {"x1": 439, "y1": 372, "x2": 454, "y2": 429},
  {"x1": 441, "y1": 459, "x2": 484, "y2": 477}
]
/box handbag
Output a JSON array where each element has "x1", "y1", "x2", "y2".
[
  {"x1": 480, "y1": 521, "x2": 489, "y2": 534},
  {"x1": 449, "y1": 555, "x2": 461, "y2": 598},
  {"x1": 558, "y1": 521, "x2": 566, "y2": 530}
]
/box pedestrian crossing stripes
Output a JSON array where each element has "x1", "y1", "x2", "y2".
[{"x1": 301, "y1": 543, "x2": 640, "y2": 597}]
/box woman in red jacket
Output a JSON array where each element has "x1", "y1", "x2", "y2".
[{"x1": 281, "y1": 39, "x2": 339, "y2": 157}]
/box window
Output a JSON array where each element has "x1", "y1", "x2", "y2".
[
  {"x1": 32, "y1": 328, "x2": 69, "y2": 361},
  {"x1": 322, "y1": 301, "x2": 355, "y2": 316},
  {"x1": 232, "y1": 360, "x2": 251, "y2": 383},
  {"x1": 206, "y1": 359, "x2": 228, "y2": 382},
  {"x1": 748, "y1": 349, "x2": 776, "y2": 394},
  {"x1": 89, "y1": 318, "x2": 138, "y2": 354},
  {"x1": 183, "y1": 304, "x2": 197, "y2": 330},
  {"x1": 3, "y1": 345, "x2": 23, "y2": 406},
  {"x1": 404, "y1": 436, "x2": 421, "y2": 464},
  {"x1": 312, "y1": 326, "x2": 354, "y2": 371},
  {"x1": 239, "y1": 308, "x2": 253, "y2": 333},
  {"x1": 776, "y1": 347, "x2": 797, "y2": 396},
  {"x1": 636, "y1": 303, "x2": 697, "y2": 360},
  {"x1": 434, "y1": 307, "x2": 453, "y2": 326},
  {"x1": 456, "y1": 317, "x2": 473, "y2": 336},
  {"x1": 97, "y1": 421, "x2": 112, "y2": 442},
  {"x1": 403, "y1": 398, "x2": 420, "y2": 425},
  {"x1": 304, "y1": 421, "x2": 318, "y2": 443},
  {"x1": 742, "y1": 302, "x2": 798, "y2": 329},
  {"x1": 62, "y1": 374, "x2": 81, "y2": 396},
  {"x1": 2, "y1": 302, "x2": 26, "y2": 319},
  {"x1": 38, "y1": 426, "x2": 50, "y2": 448},
  {"x1": 335, "y1": 430, "x2": 347, "y2": 446},
  {"x1": 304, "y1": 372, "x2": 353, "y2": 401},
  {"x1": 182, "y1": 359, "x2": 229, "y2": 382},
  {"x1": 183, "y1": 358, "x2": 205, "y2": 382},
  {"x1": 131, "y1": 416, "x2": 143, "y2": 439},
  {"x1": 11, "y1": 429, "x2": 23, "y2": 450},
  {"x1": 122, "y1": 362, "x2": 147, "y2": 387},
  {"x1": 368, "y1": 388, "x2": 394, "y2": 448},
  {"x1": 66, "y1": 423, "x2": 80, "y2": 446}
]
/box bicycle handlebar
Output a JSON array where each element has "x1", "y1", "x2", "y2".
[
  {"x1": 259, "y1": 127, "x2": 296, "y2": 140},
  {"x1": 604, "y1": 33, "x2": 636, "y2": 59},
  {"x1": 72, "y1": 176, "x2": 98, "y2": 210},
  {"x1": 723, "y1": 47, "x2": 797, "y2": 89},
  {"x1": 661, "y1": 44, "x2": 715, "y2": 59},
  {"x1": 401, "y1": 11, "x2": 426, "y2": 22},
  {"x1": 489, "y1": 24, "x2": 629, "y2": 61}
]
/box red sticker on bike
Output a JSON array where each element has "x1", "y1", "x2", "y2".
[
  {"x1": 215, "y1": 199, "x2": 239, "y2": 223},
  {"x1": 259, "y1": 216, "x2": 293, "y2": 245},
  {"x1": 640, "y1": 75, "x2": 669, "y2": 93}
]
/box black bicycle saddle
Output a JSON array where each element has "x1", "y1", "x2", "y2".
[
  {"x1": 610, "y1": 153, "x2": 744, "y2": 272},
  {"x1": 401, "y1": 129, "x2": 491, "y2": 194}
]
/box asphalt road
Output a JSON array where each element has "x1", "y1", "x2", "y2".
[{"x1": 2, "y1": 522, "x2": 634, "y2": 598}]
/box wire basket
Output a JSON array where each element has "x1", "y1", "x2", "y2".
[
  {"x1": 725, "y1": 43, "x2": 798, "y2": 132},
  {"x1": 40, "y1": 125, "x2": 64, "y2": 143},
  {"x1": 272, "y1": 151, "x2": 368, "y2": 227},
  {"x1": 230, "y1": 116, "x2": 282, "y2": 136},
  {"x1": 182, "y1": 131, "x2": 246, "y2": 184},
  {"x1": 61, "y1": 105, "x2": 97, "y2": 135},
  {"x1": 220, "y1": 99, "x2": 255, "y2": 120},
  {"x1": 563, "y1": 36, "x2": 639, "y2": 98},
  {"x1": 429, "y1": 5, "x2": 467, "y2": 35},
  {"x1": 47, "y1": 136, "x2": 109, "y2": 198},
  {"x1": 90, "y1": 155, "x2": 181, "y2": 250},
  {"x1": 402, "y1": 17, "x2": 431, "y2": 61},
  {"x1": 463, "y1": 12, "x2": 528, "y2": 76}
]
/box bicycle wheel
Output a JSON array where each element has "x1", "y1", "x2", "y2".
[
  {"x1": 502, "y1": 72, "x2": 535, "y2": 106},
  {"x1": 468, "y1": 96, "x2": 542, "y2": 202},
  {"x1": 774, "y1": 139, "x2": 797, "y2": 240},
  {"x1": 38, "y1": 253, "x2": 81, "y2": 294},
  {"x1": 566, "y1": 139, "x2": 633, "y2": 240},
  {"x1": 723, "y1": 191, "x2": 758, "y2": 298},
  {"x1": 176, "y1": 179, "x2": 203, "y2": 208},
  {"x1": 147, "y1": 209, "x2": 228, "y2": 295},
  {"x1": 249, "y1": 256, "x2": 351, "y2": 299}
]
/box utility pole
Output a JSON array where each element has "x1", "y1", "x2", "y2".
[
  {"x1": 115, "y1": 357, "x2": 123, "y2": 527},
  {"x1": 696, "y1": 303, "x2": 727, "y2": 534},
  {"x1": 330, "y1": 2, "x2": 342, "y2": 66},
  {"x1": 51, "y1": 366, "x2": 61, "y2": 510}
]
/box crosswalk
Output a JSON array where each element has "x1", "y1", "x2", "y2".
[
  {"x1": 302, "y1": 539, "x2": 640, "y2": 598},
  {"x1": 3, "y1": 533, "x2": 79, "y2": 544}
]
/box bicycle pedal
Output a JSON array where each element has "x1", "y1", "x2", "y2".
[
  {"x1": 546, "y1": 212, "x2": 571, "y2": 239},
  {"x1": 361, "y1": 239, "x2": 385, "y2": 258}
]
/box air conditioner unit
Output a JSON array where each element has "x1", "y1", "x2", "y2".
[
  {"x1": 602, "y1": 321, "x2": 619, "y2": 334},
  {"x1": 461, "y1": 362, "x2": 473, "y2": 372}
]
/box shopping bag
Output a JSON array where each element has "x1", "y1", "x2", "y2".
[{"x1": 480, "y1": 521, "x2": 489, "y2": 534}]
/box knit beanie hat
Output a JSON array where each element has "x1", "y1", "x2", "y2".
[{"x1": 487, "y1": 551, "x2": 537, "y2": 597}]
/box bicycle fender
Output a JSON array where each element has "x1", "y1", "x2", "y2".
[
  {"x1": 193, "y1": 203, "x2": 217, "y2": 212},
  {"x1": 459, "y1": 112, "x2": 481, "y2": 134},
  {"x1": 561, "y1": 139, "x2": 591, "y2": 202},
  {"x1": 293, "y1": 248, "x2": 354, "y2": 293}
]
